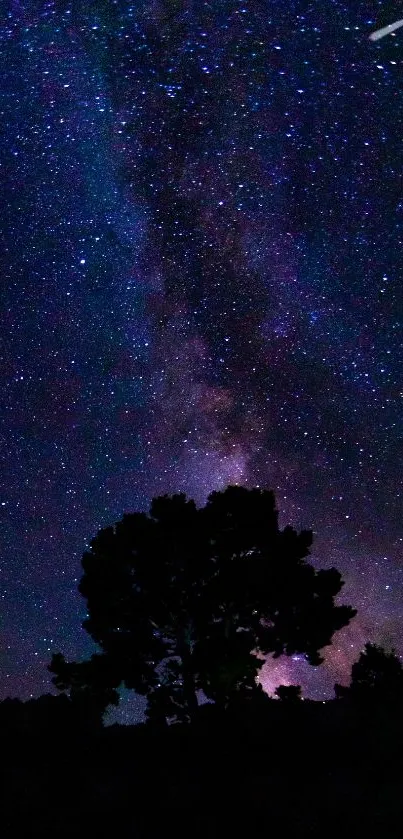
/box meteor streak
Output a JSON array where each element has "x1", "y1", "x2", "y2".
[{"x1": 369, "y1": 19, "x2": 403, "y2": 41}]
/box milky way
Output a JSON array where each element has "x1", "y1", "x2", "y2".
[{"x1": 1, "y1": 1, "x2": 402, "y2": 720}]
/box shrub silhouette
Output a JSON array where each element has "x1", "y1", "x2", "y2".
[
  {"x1": 50, "y1": 485, "x2": 356, "y2": 724},
  {"x1": 275, "y1": 684, "x2": 303, "y2": 702}
]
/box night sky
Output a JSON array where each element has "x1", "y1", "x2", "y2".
[{"x1": 1, "y1": 0, "x2": 403, "y2": 723}]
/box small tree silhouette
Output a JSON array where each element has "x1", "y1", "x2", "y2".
[
  {"x1": 335, "y1": 643, "x2": 403, "y2": 705},
  {"x1": 50, "y1": 486, "x2": 356, "y2": 724},
  {"x1": 48, "y1": 652, "x2": 120, "y2": 726},
  {"x1": 274, "y1": 684, "x2": 302, "y2": 702}
]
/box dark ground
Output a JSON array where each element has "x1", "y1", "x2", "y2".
[{"x1": 2, "y1": 699, "x2": 403, "y2": 837}]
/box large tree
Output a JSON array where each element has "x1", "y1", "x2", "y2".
[{"x1": 50, "y1": 486, "x2": 356, "y2": 723}]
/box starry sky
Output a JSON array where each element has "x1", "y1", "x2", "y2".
[{"x1": 1, "y1": 0, "x2": 403, "y2": 722}]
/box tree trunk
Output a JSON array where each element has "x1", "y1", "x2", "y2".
[{"x1": 180, "y1": 640, "x2": 198, "y2": 722}]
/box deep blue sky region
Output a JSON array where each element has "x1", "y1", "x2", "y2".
[{"x1": 1, "y1": 0, "x2": 402, "y2": 722}]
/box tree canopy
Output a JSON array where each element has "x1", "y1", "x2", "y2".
[{"x1": 50, "y1": 485, "x2": 356, "y2": 724}]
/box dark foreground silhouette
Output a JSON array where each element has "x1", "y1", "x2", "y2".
[
  {"x1": 49, "y1": 486, "x2": 356, "y2": 725},
  {"x1": 2, "y1": 691, "x2": 403, "y2": 838},
  {"x1": 3, "y1": 483, "x2": 400, "y2": 836}
]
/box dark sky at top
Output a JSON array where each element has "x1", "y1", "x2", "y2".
[{"x1": 1, "y1": 0, "x2": 402, "y2": 722}]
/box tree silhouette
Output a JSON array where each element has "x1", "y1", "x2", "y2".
[
  {"x1": 335, "y1": 642, "x2": 403, "y2": 705},
  {"x1": 274, "y1": 684, "x2": 303, "y2": 702},
  {"x1": 48, "y1": 652, "x2": 120, "y2": 726},
  {"x1": 50, "y1": 486, "x2": 356, "y2": 724}
]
